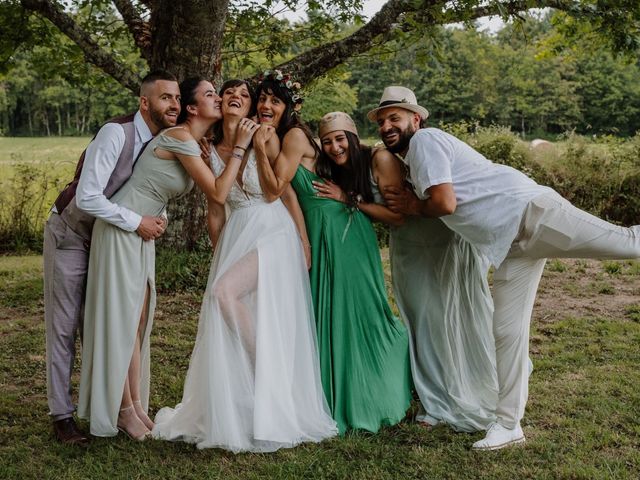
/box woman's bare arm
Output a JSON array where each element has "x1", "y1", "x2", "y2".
[
  {"x1": 281, "y1": 184, "x2": 311, "y2": 269},
  {"x1": 161, "y1": 123, "x2": 256, "y2": 205},
  {"x1": 255, "y1": 128, "x2": 313, "y2": 199},
  {"x1": 359, "y1": 149, "x2": 405, "y2": 226},
  {"x1": 206, "y1": 199, "x2": 226, "y2": 251}
]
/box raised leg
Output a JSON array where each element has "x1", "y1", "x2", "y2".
[{"x1": 513, "y1": 192, "x2": 640, "y2": 260}]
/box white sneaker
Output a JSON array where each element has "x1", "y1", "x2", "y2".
[{"x1": 472, "y1": 422, "x2": 525, "y2": 451}]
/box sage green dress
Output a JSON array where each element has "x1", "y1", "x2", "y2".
[
  {"x1": 78, "y1": 130, "x2": 196, "y2": 437},
  {"x1": 291, "y1": 165, "x2": 412, "y2": 434}
]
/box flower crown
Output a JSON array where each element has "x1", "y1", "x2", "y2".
[{"x1": 260, "y1": 69, "x2": 303, "y2": 105}]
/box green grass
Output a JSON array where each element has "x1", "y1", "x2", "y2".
[
  {"x1": 0, "y1": 137, "x2": 90, "y2": 165},
  {"x1": 1, "y1": 255, "x2": 639, "y2": 479}
]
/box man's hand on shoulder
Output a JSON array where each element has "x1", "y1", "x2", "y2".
[
  {"x1": 136, "y1": 215, "x2": 166, "y2": 241},
  {"x1": 383, "y1": 183, "x2": 457, "y2": 218},
  {"x1": 383, "y1": 186, "x2": 422, "y2": 216}
]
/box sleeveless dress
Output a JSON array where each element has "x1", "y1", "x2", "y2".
[
  {"x1": 290, "y1": 165, "x2": 412, "y2": 435},
  {"x1": 386, "y1": 172, "x2": 499, "y2": 431},
  {"x1": 78, "y1": 131, "x2": 197, "y2": 436},
  {"x1": 152, "y1": 150, "x2": 337, "y2": 452}
]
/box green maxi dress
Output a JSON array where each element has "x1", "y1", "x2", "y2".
[{"x1": 291, "y1": 165, "x2": 412, "y2": 434}]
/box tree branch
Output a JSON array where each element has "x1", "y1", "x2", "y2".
[
  {"x1": 21, "y1": 0, "x2": 140, "y2": 93},
  {"x1": 112, "y1": 0, "x2": 152, "y2": 61},
  {"x1": 270, "y1": 0, "x2": 431, "y2": 85},
  {"x1": 269, "y1": 0, "x2": 580, "y2": 85},
  {"x1": 463, "y1": 0, "x2": 576, "y2": 21}
]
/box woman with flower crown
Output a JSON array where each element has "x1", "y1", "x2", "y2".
[
  {"x1": 253, "y1": 74, "x2": 412, "y2": 434},
  {"x1": 152, "y1": 77, "x2": 337, "y2": 452}
]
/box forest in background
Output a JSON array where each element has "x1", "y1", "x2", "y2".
[{"x1": 2, "y1": 13, "x2": 640, "y2": 139}]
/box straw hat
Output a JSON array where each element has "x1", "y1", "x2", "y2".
[
  {"x1": 366, "y1": 86, "x2": 429, "y2": 122},
  {"x1": 318, "y1": 112, "x2": 359, "y2": 139}
]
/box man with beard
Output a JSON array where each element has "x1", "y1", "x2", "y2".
[
  {"x1": 370, "y1": 86, "x2": 640, "y2": 450},
  {"x1": 43, "y1": 70, "x2": 180, "y2": 446}
]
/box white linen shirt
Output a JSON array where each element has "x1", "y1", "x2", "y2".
[
  {"x1": 73, "y1": 111, "x2": 152, "y2": 231},
  {"x1": 405, "y1": 128, "x2": 550, "y2": 267}
]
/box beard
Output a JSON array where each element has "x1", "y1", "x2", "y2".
[
  {"x1": 383, "y1": 124, "x2": 416, "y2": 154},
  {"x1": 149, "y1": 104, "x2": 178, "y2": 129}
]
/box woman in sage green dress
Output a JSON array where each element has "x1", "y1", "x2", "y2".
[
  {"x1": 255, "y1": 81, "x2": 412, "y2": 434},
  {"x1": 78, "y1": 78, "x2": 259, "y2": 440}
]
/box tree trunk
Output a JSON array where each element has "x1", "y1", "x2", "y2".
[
  {"x1": 149, "y1": 0, "x2": 228, "y2": 83},
  {"x1": 43, "y1": 109, "x2": 50, "y2": 136},
  {"x1": 27, "y1": 102, "x2": 33, "y2": 136},
  {"x1": 150, "y1": 0, "x2": 229, "y2": 250},
  {"x1": 56, "y1": 105, "x2": 62, "y2": 136}
]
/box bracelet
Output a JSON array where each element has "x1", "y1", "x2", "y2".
[
  {"x1": 234, "y1": 145, "x2": 247, "y2": 151},
  {"x1": 231, "y1": 152, "x2": 243, "y2": 160}
]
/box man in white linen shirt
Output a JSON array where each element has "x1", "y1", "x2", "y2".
[
  {"x1": 369, "y1": 85, "x2": 640, "y2": 451},
  {"x1": 43, "y1": 70, "x2": 180, "y2": 446}
]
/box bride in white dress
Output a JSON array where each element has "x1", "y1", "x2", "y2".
[{"x1": 152, "y1": 80, "x2": 337, "y2": 452}]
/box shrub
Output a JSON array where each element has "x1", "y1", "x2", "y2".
[
  {"x1": 155, "y1": 245, "x2": 213, "y2": 293},
  {"x1": 547, "y1": 259, "x2": 567, "y2": 273},
  {"x1": 0, "y1": 160, "x2": 67, "y2": 253}
]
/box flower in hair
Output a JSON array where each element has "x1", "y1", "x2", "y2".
[{"x1": 260, "y1": 69, "x2": 304, "y2": 105}]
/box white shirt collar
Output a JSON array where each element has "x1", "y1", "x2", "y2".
[{"x1": 134, "y1": 110, "x2": 154, "y2": 144}]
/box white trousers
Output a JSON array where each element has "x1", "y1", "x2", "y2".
[{"x1": 493, "y1": 191, "x2": 640, "y2": 428}]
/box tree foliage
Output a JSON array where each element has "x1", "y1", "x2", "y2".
[
  {"x1": 2, "y1": 0, "x2": 639, "y2": 249},
  {"x1": 4, "y1": 0, "x2": 639, "y2": 91}
]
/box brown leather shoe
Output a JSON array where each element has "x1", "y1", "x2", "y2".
[{"x1": 52, "y1": 418, "x2": 90, "y2": 447}]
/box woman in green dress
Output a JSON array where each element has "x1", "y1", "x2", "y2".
[{"x1": 255, "y1": 78, "x2": 412, "y2": 434}]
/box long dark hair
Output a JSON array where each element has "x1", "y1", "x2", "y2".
[
  {"x1": 211, "y1": 79, "x2": 256, "y2": 145},
  {"x1": 177, "y1": 76, "x2": 206, "y2": 123},
  {"x1": 316, "y1": 131, "x2": 374, "y2": 203},
  {"x1": 255, "y1": 78, "x2": 319, "y2": 156}
]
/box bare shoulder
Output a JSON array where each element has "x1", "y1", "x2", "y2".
[
  {"x1": 372, "y1": 147, "x2": 401, "y2": 172},
  {"x1": 283, "y1": 127, "x2": 316, "y2": 155},
  {"x1": 283, "y1": 127, "x2": 308, "y2": 144},
  {"x1": 161, "y1": 126, "x2": 194, "y2": 142},
  {"x1": 372, "y1": 147, "x2": 395, "y2": 165}
]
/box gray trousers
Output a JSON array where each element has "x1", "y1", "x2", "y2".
[
  {"x1": 493, "y1": 191, "x2": 640, "y2": 428},
  {"x1": 43, "y1": 212, "x2": 90, "y2": 421}
]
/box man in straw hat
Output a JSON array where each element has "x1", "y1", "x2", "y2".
[{"x1": 369, "y1": 85, "x2": 640, "y2": 450}]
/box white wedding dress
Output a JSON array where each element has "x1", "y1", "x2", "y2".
[{"x1": 152, "y1": 149, "x2": 337, "y2": 452}]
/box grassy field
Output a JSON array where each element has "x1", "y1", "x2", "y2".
[
  {"x1": 0, "y1": 136, "x2": 89, "y2": 211},
  {"x1": 0, "y1": 137, "x2": 89, "y2": 252},
  {"x1": 1, "y1": 254, "x2": 639, "y2": 479},
  {"x1": 3, "y1": 131, "x2": 640, "y2": 253},
  {"x1": 0, "y1": 137, "x2": 89, "y2": 165}
]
